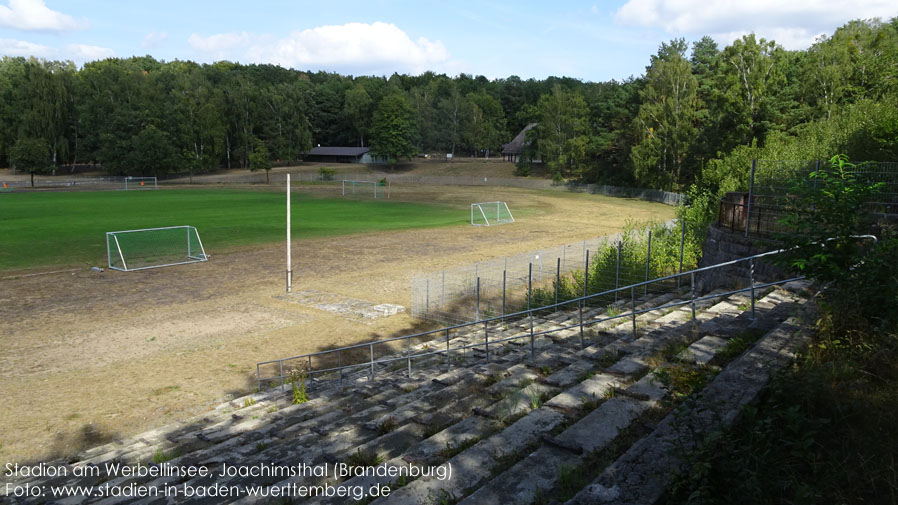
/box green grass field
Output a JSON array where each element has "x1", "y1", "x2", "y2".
[{"x1": 0, "y1": 189, "x2": 464, "y2": 270}]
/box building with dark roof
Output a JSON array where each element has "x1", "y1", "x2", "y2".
[
  {"x1": 304, "y1": 146, "x2": 383, "y2": 164},
  {"x1": 500, "y1": 123, "x2": 537, "y2": 162}
]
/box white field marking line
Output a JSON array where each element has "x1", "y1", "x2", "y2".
[{"x1": 2, "y1": 268, "x2": 80, "y2": 280}]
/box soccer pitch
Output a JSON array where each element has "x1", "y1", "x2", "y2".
[{"x1": 0, "y1": 188, "x2": 464, "y2": 270}]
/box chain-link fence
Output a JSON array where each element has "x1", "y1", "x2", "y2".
[
  {"x1": 2, "y1": 170, "x2": 683, "y2": 207},
  {"x1": 411, "y1": 220, "x2": 693, "y2": 325},
  {"x1": 0, "y1": 176, "x2": 138, "y2": 191},
  {"x1": 717, "y1": 159, "x2": 898, "y2": 237}
]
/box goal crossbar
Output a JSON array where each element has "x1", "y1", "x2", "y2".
[
  {"x1": 342, "y1": 179, "x2": 383, "y2": 198},
  {"x1": 124, "y1": 176, "x2": 158, "y2": 190},
  {"x1": 106, "y1": 225, "x2": 207, "y2": 271},
  {"x1": 471, "y1": 201, "x2": 514, "y2": 226}
]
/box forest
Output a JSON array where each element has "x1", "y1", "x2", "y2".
[{"x1": 1, "y1": 16, "x2": 896, "y2": 196}]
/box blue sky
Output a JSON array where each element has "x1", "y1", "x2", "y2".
[{"x1": 1, "y1": 0, "x2": 896, "y2": 82}]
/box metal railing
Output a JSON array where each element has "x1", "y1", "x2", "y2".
[{"x1": 257, "y1": 240, "x2": 865, "y2": 391}]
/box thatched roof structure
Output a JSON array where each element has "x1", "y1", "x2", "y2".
[{"x1": 501, "y1": 123, "x2": 537, "y2": 155}]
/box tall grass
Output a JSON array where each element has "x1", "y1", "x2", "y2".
[{"x1": 531, "y1": 219, "x2": 702, "y2": 308}]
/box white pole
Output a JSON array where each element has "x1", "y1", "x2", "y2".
[{"x1": 286, "y1": 174, "x2": 292, "y2": 293}]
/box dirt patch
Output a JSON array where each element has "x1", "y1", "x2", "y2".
[{"x1": 0, "y1": 183, "x2": 674, "y2": 463}]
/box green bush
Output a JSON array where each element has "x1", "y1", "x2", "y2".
[{"x1": 319, "y1": 167, "x2": 336, "y2": 181}]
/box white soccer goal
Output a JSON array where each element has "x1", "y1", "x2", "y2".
[
  {"x1": 471, "y1": 201, "x2": 515, "y2": 226},
  {"x1": 106, "y1": 225, "x2": 208, "y2": 271},
  {"x1": 124, "y1": 176, "x2": 158, "y2": 190},
  {"x1": 342, "y1": 179, "x2": 387, "y2": 198}
]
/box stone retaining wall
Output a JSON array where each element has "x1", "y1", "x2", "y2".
[{"x1": 697, "y1": 225, "x2": 789, "y2": 293}]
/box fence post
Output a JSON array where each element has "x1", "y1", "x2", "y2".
[
  {"x1": 425, "y1": 279, "x2": 430, "y2": 321},
  {"x1": 584, "y1": 249, "x2": 590, "y2": 297},
  {"x1": 339, "y1": 350, "x2": 343, "y2": 388},
  {"x1": 257, "y1": 363, "x2": 262, "y2": 393},
  {"x1": 555, "y1": 257, "x2": 560, "y2": 306},
  {"x1": 678, "y1": 220, "x2": 686, "y2": 289},
  {"x1": 529, "y1": 310, "x2": 535, "y2": 359},
  {"x1": 579, "y1": 292, "x2": 585, "y2": 347},
  {"x1": 631, "y1": 285, "x2": 637, "y2": 338},
  {"x1": 407, "y1": 337, "x2": 412, "y2": 377},
  {"x1": 502, "y1": 269, "x2": 507, "y2": 317},
  {"x1": 279, "y1": 361, "x2": 284, "y2": 391},
  {"x1": 528, "y1": 263, "x2": 532, "y2": 311},
  {"x1": 690, "y1": 271, "x2": 697, "y2": 323},
  {"x1": 476, "y1": 276, "x2": 481, "y2": 321},
  {"x1": 484, "y1": 320, "x2": 489, "y2": 363},
  {"x1": 441, "y1": 270, "x2": 445, "y2": 308},
  {"x1": 644, "y1": 229, "x2": 652, "y2": 297},
  {"x1": 446, "y1": 328, "x2": 451, "y2": 371},
  {"x1": 745, "y1": 159, "x2": 756, "y2": 238},
  {"x1": 749, "y1": 258, "x2": 756, "y2": 320},
  {"x1": 369, "y1": 344, "x2": 375, "y2": 381},
  {"x1": 615, "y1": 241, "x2": 622, "y2": 302}
]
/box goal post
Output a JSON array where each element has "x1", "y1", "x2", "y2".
[
  {"x1": 471, "y1": 201, "x2": 514, "y2": 226},
  {"x1": 106, "y1": 225, "x2": 208, "y2": 271},
  {"x1": 124, "y1": 176, "x2": 158, "y2": 190},
  {"x1": 342, "y1": 179, "x2": 385, "y2": 199}
]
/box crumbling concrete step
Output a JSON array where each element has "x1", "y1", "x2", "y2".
[
  {"x1": 544, "y1": 373, "x2": 622, "y2": 412},
  {"x1": 402, "y1": 415, "x2": 502, "y2": 465},
  {"x1": 459, "y1": 374, "x2": 667, "y2": 505},
  {"x1": 679, "y1": 336, "x2": 729, "y2": 365},
  {"x1": 541, "y1": 359, "x2": 597, "y2": 388},
  {"x1": 363, "y1": 374, "x2": 491, "y2": 432},
  {"x1": 564, "y1": 316, "x2": 811, "y2": 505},
  {"x1": 477, "y1": 382, "x2": 558, "y2": 422},
  {"x1": 458, "y1": 445, "x2": 573, "y2": 505},
  {"x1": 374, "y1": 407, "x2": 566, "y2": 505}
]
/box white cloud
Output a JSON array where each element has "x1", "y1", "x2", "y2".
[
  {"x1": 0, "y1": 0, "x2": 83, "y2": 33},
  {"x1": 141, "y1": 31, "x2": 168, "y2": 49},
  {"x1": 0, "y1": 36, "x2": 51, "y2": 57},
  {"x1": 0, "y1": 37, "x2": 113, "y2": 62},
  {"x1": 189, "y1": 22, "x2": 452, "y2": 75},
  {"x1": 615, "y1": 0, "x2": 898, "y2": 49},
  {"x1": 65, "y1": 43, "x2": 114, "y2": 61}
]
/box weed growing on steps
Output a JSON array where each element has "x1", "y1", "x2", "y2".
[
  {"x1": 715, "y1": 328, "x2": 765, "y2": 363},
  {"x1": 344, "y1": 448, "x2": 384, "y2": 470},
  {"x1": 376, "y1": 416, "x2": 398, "y2": 435},
  {"x1": 653, "y1": 363, "x2": 717, "y2": 405},
  {"x1": 426, "y1": 489, "x2": 458, "y2": 505},
  {"x1": 288, "y1": 366, "x2": 308, "y2": 405},
  {"x1": 438, "y1": 437, "x2": 480, "y2": 459},
  {"x1": 152, "y1": 447, "x2": 178, "y2": 464},
  {"x1": 525, "y1": 384, "x2": 551, "y2": 409}
]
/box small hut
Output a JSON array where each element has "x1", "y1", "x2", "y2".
[{"x1": 500, "y1": 123, "x2": 537, "y2": 163}]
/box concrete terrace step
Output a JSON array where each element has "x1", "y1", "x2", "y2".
[{"x1": 564, "y1": 313, "x2": 813, "y2": 505}]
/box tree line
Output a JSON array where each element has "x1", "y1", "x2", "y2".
[{"x1": 1, "y1": 17, "x2": 896, "y2": 191}]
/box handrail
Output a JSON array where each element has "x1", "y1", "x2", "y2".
[{"x1": 257, "y1": 235, "x2": 877, "y2": 391}]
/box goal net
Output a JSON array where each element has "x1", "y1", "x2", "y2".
[
  {"x1": 342, "y1": 179, "x2": 385, "y2": 198},
  {"x1": 106, "y1": 225, "x2": 208, "y2": 271},
  {"x1": 124, "y1": 176, "x2": 158, "y2": 190},
  {"x1": 471, "y1": 201, "x2": 515, "y2": 226}
]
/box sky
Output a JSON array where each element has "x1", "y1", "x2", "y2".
[{"x1": 0, "y1": 0, "x2": 896, "y2": 82}]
